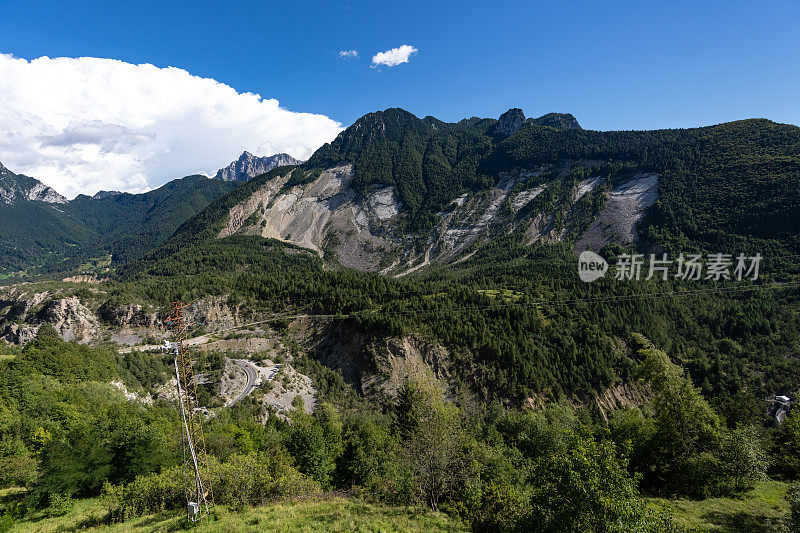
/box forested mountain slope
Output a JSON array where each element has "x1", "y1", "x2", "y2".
[
  {"x1": 171, "y1": 108, "x2": 800, "y2": 274},
  {"x1": 3, "y1": 107, "x2": 798, "y2": 406},
  {"x1": 66, "y1": 175, "x2": 239, "y2": 264},
  {"x1": 0, "y1": 170, "x2": 237, "y2": 276},
  {"x1": 98, "y1": 107, "x2": 797, "y2": 407}
]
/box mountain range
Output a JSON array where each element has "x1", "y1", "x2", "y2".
[
  {"x1": 0, "y1": 151, "x2": 306, "y2": 277},
  {"x1": 2, "y1": 104, "x2": 800, "y2": 417},
  {"x1": 0, "y1": 165, "x2": 238, "y2": 275},
  {"x1": 1, "y1": 107, "x2": 799, "y2": 280},
  {"x1": 3, "y1": 105, "x2": 800, "y2": 533},
  {"x1": 163, "y1": 107, "x2": 800, "y2": 276}
]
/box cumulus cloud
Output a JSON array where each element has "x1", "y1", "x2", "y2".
[
  {"x1": 0, "y1": 53, "x2": 343, "y2": 198},
  {"x1": 371, "y1": 45, "x2": 418, "y2": 68},
  {"x1": 338, "y1": 49, "x2": 359, "y2": 58}
]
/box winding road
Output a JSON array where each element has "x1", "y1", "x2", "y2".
[
  {"x1": 229, "y1": 359, "x2": 259, "y2": 406},
  {"x1": 227, "y1": 360, "x2": 281, "y2": 407}
]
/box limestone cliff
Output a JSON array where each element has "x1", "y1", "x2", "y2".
[{"x1": 214, "y1": 152, "x2": 303, "y2": 182}]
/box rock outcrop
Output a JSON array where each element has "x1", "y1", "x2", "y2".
[
  {"x1": 187, "y1": 297, "x2": 243, "y2": 331},
  {"x1": 97, "y1": 302, "x2": 158, "y2": 328},
  {"x1": 3, "y1": 323, "x2": 40, "y2": 344},
  {"x1": 216, "y1": 156, "x2": 659, "y2": 275},
  {"x1": 575, "y1": 173, "x2": 660, "y2": 252},
  {"x1": 0, "y1": 162, "x2": 66, "y2": 205},
  {"x1": 214, "y1": 152, "x2": 302, "y2": 182},
  {"x1": 304, "y1": 321, "x2": 453, "y2": 398},
  {"x1": 222, "y1": 164, "x2": 401, "y2": 271},
  {"x1": 0, "y1": 284, "x2": 263, "y2": 345},
  {"x1": 62, "y1": 275, "x2": 108, "y2": 283},
  {"x1": 38, "y1": 297, "x2": 99, "y2": 342},
  {"x1": 494, "y1": 108, "x2": 526, "y2": 136},
  {"x1": 91, "y1": 190, "x2": 122, "y2": 200}
]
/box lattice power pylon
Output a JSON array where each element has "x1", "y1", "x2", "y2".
[{"x1": 164, "y1": 301, "x2": 214, "y2": 522}]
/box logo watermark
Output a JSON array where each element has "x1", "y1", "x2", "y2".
[
  {"x1": 578, "y1": 252, "x2": 762, "y2": 283},
  {"x1": 578, "y1": 251, "x2": 609, "y2": 282}
]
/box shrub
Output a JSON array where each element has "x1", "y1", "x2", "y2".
[
  {"x1": 214, "y1": 453, "x2": 318, "y2": 510},
  {"x1": 108, "y1": 452, "x2": 319, "y2": 519},
  {"x1": 45, "y1": 493, "x2": 74, "y2": 518},
  {"x1": 718, "y1": 425, "x2": 769, "y2": 493},
  {"x1": 286, "y1": 421, "x2": 334, "y2": 489},
  {"x1": 0, "y1": 514, "x2": 13, "y2": 533}
]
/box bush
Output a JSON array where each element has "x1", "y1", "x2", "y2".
[
  {"x1": 108, "y1": 452, "x2": 319, "y2": 519},
  {"x1": 286, "y1": 421, "x2": 334, "y2": 489},
  {"x1": 214, "y1": 453, "x2": 318, "y2": 511},
  {"x1": 116, "y1": 464, "x2": 184, "y2": 518},
  {"x1": 44, "y1": 493, "x2": 73, "y2": 518},
  {"x1": 718, "y1": 425, "x2": 769, "y2": 493},
  {"x1": 0, "y1": 514, "x2": 13, "y2": 533},
  {"x1": 524, "y1": 428, "x2": 649, "y2": 532},
  {"x1": 0, "y1": 452, "x2": 38, "y2": 488}
]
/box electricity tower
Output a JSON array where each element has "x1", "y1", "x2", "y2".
[{"x1": 165, "y1": 301, "x2": 214, "y2": 522}]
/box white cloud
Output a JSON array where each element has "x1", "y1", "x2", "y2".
[
  {"x1": 338, "y1": 49, "x2": 359, "y2": 58},
  {"x1": 0, "y1": 53, "x2": 343, "y2": 198},
  {"x1": 371, "y1": 45, "x2": 418, "y2": 68}
]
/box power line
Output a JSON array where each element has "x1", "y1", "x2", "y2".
[
  {"x1": 168, "y1": 253, "x2": 800, "y2": 309},
  {"x1": 123, "y1": 251, "x2": 800, "y2": 315},
  {"x1": 213, "y1": 280, "x2": 800, "y2": 330},
  {"x1": 127, "y1": 279, "x2": 800, "y2": 353}
]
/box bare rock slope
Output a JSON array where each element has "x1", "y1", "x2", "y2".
[
  {"x1": 215, "y1": 163, "x2": 659, "y2": 273},
  {"x1": 0, "y1": 162, "x2": 66, "y2": 205}
]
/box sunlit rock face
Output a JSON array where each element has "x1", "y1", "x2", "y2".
[{"x1": 214, "y1": 152, "x2": 302, "y2": 182}]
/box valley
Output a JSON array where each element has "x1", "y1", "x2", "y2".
[{"x1": 2, "y1": 106, "x2": 800, "y2": 532}]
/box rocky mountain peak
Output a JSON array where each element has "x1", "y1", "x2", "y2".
[
  {"x1": 494, "y1": 108, "x2": 526, "y2": 137},
  {"x1": 0, "y1": 162, "x2": 67, "y2": 205},
  {"x1": 214, "y1": 152, "x2": 303, "y2": 182}
]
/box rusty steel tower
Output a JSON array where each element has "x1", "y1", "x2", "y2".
[{"x1": 165, "y1": 301, "x2": 214, "y2": 522}]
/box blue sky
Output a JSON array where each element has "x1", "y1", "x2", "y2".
[
  {"x1": 1, "y1": 0, "x2": 799, "y2": 196},
  {"x1": 4, "y1": 0, "x2": 799, "y2": 130}
]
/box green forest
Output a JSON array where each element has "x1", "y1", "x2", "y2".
[
  {"x1": 3, "y1": 315, "x2": 800, "y2": 531},
  {"x1": 306, "y1": 109, "x2": 800, "y2": 250}
]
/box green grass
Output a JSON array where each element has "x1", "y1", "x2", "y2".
[
  {"x1": 75, "y1": 254, "x2": 112, "y2": 273},
  {"x1": 0, "y1": 345, "x2": 21, "y2": 361},
  {"x1": 647, "y1": 481, "x2": 790, "y2": 532},
  {"x1": 6, "y1": 497, "x2": 467, "y2": 532},
  {"x1": 475, "y1": 288, "x2": 523, "y2": 302}
]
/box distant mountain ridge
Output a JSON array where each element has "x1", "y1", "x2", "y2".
[
  {"x1": 0, "y1": 163, "x2": 237, "y2": 276},
  {"x1": 91, "y1": 190, "x2": 123, "y2": 200},
  {"x1": 214, "y1": 151, "x2": 303, "y2": 182},
  {"x1": 0, "y1": 162, "x2": 67, "y2": 205}
]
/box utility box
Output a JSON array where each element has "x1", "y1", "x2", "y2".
[{"x1": 187, "y1": 501, "x2": 200, "y2": 522}]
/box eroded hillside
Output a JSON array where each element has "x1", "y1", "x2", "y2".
[{"x1": 214, "y1": 161, "x2": 660, "y2": 274}]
